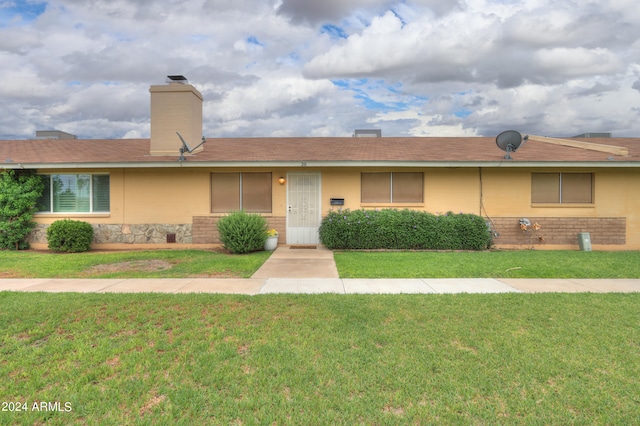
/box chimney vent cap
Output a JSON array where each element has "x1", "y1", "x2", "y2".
[{"x1": 166, "y1": 75, "x2": 188, "y2": 84}]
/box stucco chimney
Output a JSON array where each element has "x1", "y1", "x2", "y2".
[{"x1": 149, "y1": 76, "x2": 203, "y2": 156}]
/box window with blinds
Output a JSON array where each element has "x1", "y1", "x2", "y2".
[
  {"x1": 38, "y1": 174, "x2": 110, "y2": 213},
  {"x1": 361, "y1": 172, "x2": 423, "y2": 203},
  {"x1": 211, "y1": 172, "x2": 272, "y2": 213},
  {"x1": 92, "y1": 175, "x2": 110, "y2": 212},
  {"x1": 531, "y1": 173, "x2": 593, "y2": 204}
]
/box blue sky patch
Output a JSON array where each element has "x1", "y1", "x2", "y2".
[
  {"x1": 0, "y1": 0, "x2": 46, "y2": 26},
  {"x1": 454, "y1": 109, "x2": 472, "y2": 118},
  {"x1": 331, "y1": 79, "x2": 350, "y2": 89},
  {"x1": 332, "y1": 78, "x2": 427, "y2": 113},
  {"x1": 354, "y1": 93, "x2": 395, "y2": 111},
  {"x1": 246, "y1": 36, "x2": 264, "y2": 46},
  {"x1": 331, "y1": 78, "x2": 368, "y2": 89},
  {"x1": 321, "y1": 24, "x2": 347, "y2": 39}
]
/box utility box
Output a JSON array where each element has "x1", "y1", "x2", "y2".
[{"x1": 578, "y1": 232, "x2": 592, "y2": 251}]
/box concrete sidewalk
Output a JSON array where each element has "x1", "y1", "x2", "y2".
[
  {"x1": 0, "y1": 246, "x2": 638, "y2": 294},
  {"x1": 0, "y1": 277, "x2": 638, "y2": 294}
]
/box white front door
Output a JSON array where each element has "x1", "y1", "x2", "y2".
[{"x1": 287, "y1": 173, "x2": 321, "y2": 244}]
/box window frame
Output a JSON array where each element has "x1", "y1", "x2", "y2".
[
  {"x1": 531, "y1": 172, "x2": 594, "y2": 205},
  {"x1": 37, "y1": 173, "x2": 110, "y2": 214},
  {"x1": 361, "y1": 172, "x2": 424, "y2": 204}
]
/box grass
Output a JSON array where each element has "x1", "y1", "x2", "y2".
[
  {"x1": 335, "y1": 250, "x2": 640, "y2": 278},
  {"x1": 1, "y1": 292, "x2": 638, "y2": 424},
  {"x1": 3, "y1": 249, "x2": 640, "y2": 280},
  {"x1": 0, "y1": 249, "x2": 271, "y2": 279}
]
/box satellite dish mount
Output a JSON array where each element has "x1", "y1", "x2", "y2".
[
  {"x1": 177, "y1": 132, "x2": 206, "y2": 161},
  {"x1": 496, "y1": 130, "x2": 629, "y2": 158},
  {"x1": 495, "y1": 130, "x2": 526, "y2": 160}
]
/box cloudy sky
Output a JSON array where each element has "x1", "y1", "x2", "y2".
[{"x1": 1, "y1": 0, "x2": 639, "y2": 140}]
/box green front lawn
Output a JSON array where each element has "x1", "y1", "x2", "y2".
[
  {"x1": 1, "y1": 292, "x2": 638, "y2": 424},
  {"x1": 335, "y1": 250, "x2": 640, "y2": 278},
  {"x1": 0, "y1": 250, "x2": 271, "y2": 278},
  {"x1": 3, "y1": 249, "x2": 640, "y2": 279}
]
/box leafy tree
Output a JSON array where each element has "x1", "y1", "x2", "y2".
[{"x1": 0, "y1": 170, "x2": 44, "y2": 250}]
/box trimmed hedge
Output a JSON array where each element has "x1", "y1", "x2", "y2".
[
  {"x1": 217, "y1": 210, "x2": 268, "y2": 254},
  {"x1": 319, "y1": 209, "x2": 492, "y2": 250},
  {"x1": 47, "y1": 219, "x2": 94, "y2": 253}
]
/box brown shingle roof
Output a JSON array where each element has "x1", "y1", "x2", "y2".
[{"x1": 1, "y1": 137, "x2": 639, "y2": 167}]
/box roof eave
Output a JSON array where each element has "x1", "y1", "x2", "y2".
[{"x1": 1, "y1": 160, "x2": 638, "y2": 169}]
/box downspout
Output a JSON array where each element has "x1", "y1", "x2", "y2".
[
  {"x1": 479, "y1": 167, "x2": 498, "y2": 236},
  {"x1": 478, "y1": 167, "x2": 482, "y2": 216}
]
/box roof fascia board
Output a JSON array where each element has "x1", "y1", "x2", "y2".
[{"x1": 1, "y1": 161, "x2": 638, "y2": 170}]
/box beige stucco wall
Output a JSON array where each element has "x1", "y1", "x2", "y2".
[
  {"x1": 321, "y1": 167, "x2": 481, "y2": 215},
  {"x1": 32, "y1": 166, "x2": 640, "y2": 249},
  {"x1": 33, "y1": 167, "x2": 287, "y2": 225},
  {"x1": 424, "y1": 168, "x2": 480, "y2": 215},
  {"x1": 122, "y1": 169, "x2": 210, "y2": 223},
  {"x1": 479, "y1": 167, "x2": 640, "y2": 219},
  {"x1": 480, "y1": 167, "x2": 640, "y2": 249}
]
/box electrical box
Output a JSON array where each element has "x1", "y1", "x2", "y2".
[{"x1": 577, "y1": 232, "x2": 592, "y2": 251}]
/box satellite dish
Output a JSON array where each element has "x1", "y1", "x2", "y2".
[
  {"x1": 177, "y1": 132, "x2": 206, "y2": 161},
  {"x1": 496, "y1": 130, "x2": 525, "y2": 159}
]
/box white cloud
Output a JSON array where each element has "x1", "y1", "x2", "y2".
[
  {"x1": 213, "y1": 75, "x2": 334, "y2": 121},
  {"x1": 533, "y1": 48, "x2": 623, "y2": 78},
  {"x1": 369, "y1": 110, "x2": 479, "y2": 136},
  {"x1": 0, "y1": 0, "x2": 639, "y2": 139}
]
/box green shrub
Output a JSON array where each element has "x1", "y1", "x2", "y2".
[
  {"x1": 319, "y1": 209, "x2": 491, "y2": 251},
  {"x1": 0, "y1": 170, "x2": 44, "y2": 250},
  {"x1": 217, "y1": 211, "x2": 268, "y2": 254},
  {"x1": 47, "y1": 219, "x2": 94, "y2": 253}
]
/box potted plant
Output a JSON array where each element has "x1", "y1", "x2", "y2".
[{"x1": 264, "y1": 229, "x2": 279, "y2": 251}]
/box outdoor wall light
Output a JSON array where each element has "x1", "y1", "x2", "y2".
[{"x1": 278, "y1": 176, "x2": 286, "y2": 185}]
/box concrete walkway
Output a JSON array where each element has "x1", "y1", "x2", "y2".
[
  {"x1": 251, "y1": 246, "x2": 339, "y2": 279},
  {"x1": 0, "y1": 246, "x2": 639, "y2": 294}
]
